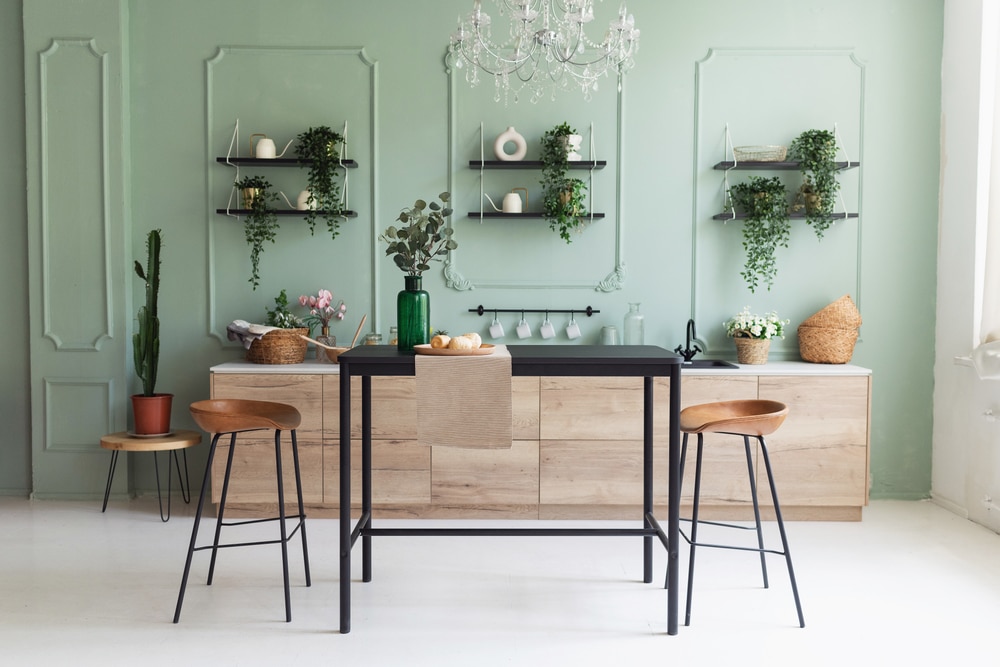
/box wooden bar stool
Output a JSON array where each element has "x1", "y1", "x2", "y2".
[
  {"x1": 667, "y1": 399, "x2": 805, "y2": 628},
  {"x1": 173, "y1": 399, "x2": 311, "y2": 623}
]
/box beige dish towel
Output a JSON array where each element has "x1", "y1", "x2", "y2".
[{"x1": 415, "y1": 344, "x2": 512, "y2": 449}]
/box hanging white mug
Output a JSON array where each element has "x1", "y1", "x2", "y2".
[
  {"x1": 566, "y1": 315, "x2": 582, "y2": 340},
  {"x1": 540, "y1": 315, "x2": 556, "y2": 339},
  {"x1": 516, "y1": 316, "x2": 532, "y2": 339},
  {"x1": 489, "y1": 315, "x2": 505, "y2": 339}
]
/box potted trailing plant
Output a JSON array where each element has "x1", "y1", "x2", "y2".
[
  {"x1": 724, "y1": 306, "x2": 789, "y2": 364},
  {"x1": 728, "y1": 176, "x2": 790, "y2": 293},
  {"x1": 245, "y1": 289, "x2": 309, "y2": 364},
  {"x1": 132, "y1": 229, "x2": 172, "y2": 434},
  {"x1": 788, "y1": 128, "x2": 840, "y2": 239},
  {"x1": 540, "y1": 122, "x2": 589, "y2": 243},
  {"x1": 295, "y1": 125, "x2": 346, "y2": 239},
  {"x1": 380, "y1": 192, "x2": 456, "y2": 351},
  {"x1": 235, "y1": 174, "x2": 279, "y2": 290}
]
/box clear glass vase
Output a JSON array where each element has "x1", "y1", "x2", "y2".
[
  {"x1": 623, "y1": 302, "x2": 644, "y2": 345},
  {"x1": 397, "y1": 275, "x2": 430, "y2": 352}
]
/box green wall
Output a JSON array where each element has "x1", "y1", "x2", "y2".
[{"x1": 8, "y1": 0, "x2": 943, "y2": 500}]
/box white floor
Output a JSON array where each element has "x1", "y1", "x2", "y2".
[{"x1": 2, "y1": 497, "x2": 999, "y2": 666}]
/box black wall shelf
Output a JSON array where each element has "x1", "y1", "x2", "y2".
[
  {"x1": 470, "y1": 160, "x2": 606, "y2": 170},
  {"x1": 216, "y1": 157, "x2": 358, "y2": 168},
  {"x1": 713, "y1": 160, "x2": 859, "y2": 171},
  {"x1": 713, "y1": 211, "x2": 858, "y2": 221},
  {"x1": 467, "y1": 211, "x2": 605, "y2": 219},
  {"x1": 216, "y1": 209, "x2": 358, "y2": 218}
]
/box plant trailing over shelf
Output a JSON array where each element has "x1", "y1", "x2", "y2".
[
  {"x1": 295, "y1": 125, "x2": 346, "y2": 238},
  {"x1": 133, "y1": 229, "x2": 162, "y2": 397},
  {"x1": 235, "y1": 174, "x2": 280, "y2": 290},
  {"x1": 727, "y1": 176, "x2": 790, "y2": 293},
  {"x1": 789, "y1": 128, "x2": 840, "y2": 239},
  {"x1": 540, "y1": 122, "x2": 589, "y2": 243}
]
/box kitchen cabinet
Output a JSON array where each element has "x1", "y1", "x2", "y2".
[{"x1": 209, "y1": 362, "x2": 870, "y2": 521}]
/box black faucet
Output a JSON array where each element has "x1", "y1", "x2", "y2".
[{"x1": 674, "y1": 319, "x2": 702, "y2": 361}]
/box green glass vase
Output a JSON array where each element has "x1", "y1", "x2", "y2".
[{"x1": 397, "y1": 275, "x2": 430, "y2": 352}]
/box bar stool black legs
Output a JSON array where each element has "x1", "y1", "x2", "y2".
[{"x1": 173, "y1": 425, "x2": 311, "y2": 623}]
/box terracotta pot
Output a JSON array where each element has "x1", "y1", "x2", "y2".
[{"x1": 131, "y1": 393, "x2": 173, "y2": 435}]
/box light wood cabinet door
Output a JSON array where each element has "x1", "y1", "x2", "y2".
[
  {"x1": 757, "y1": 375, "x2": 871, "y2": 519},
  {"x1": 209, "y1": 374, "x2": 324, "y2": 505}
]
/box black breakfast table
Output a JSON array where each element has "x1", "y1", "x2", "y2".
[{"x1": 337, "y1": 344, "x2": 682, "y2": 634}]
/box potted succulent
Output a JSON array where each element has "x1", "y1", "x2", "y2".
[
  {"x1": 131, "y1": 229, "x2": 172, "y2": 434},
  {"x1": 380, "y1": 192, "x2": 456, "y2": 351},
  {"x1": 295, "y1": 125, "x2": 346, "y2": 238},
  {"x1": 727, "y1": 176, "x2": 790, "y2": 293},
  {"x1": 540, "y1": 122, "x2": 590, "y2": 243},
  {"x1": 235, "y1": 174, "x2": 279, "y2": 290},
  {"x1": 245, "y1": 289, "x2": 309, "y2": 364},
  {"x1": 724, "y1": 306, "x2": 789, "y2": 365},
  {"x1": 789, "y1": 128, "x2": 840, "y2": 239}
]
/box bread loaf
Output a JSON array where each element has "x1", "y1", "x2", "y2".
[
  {"x1": 430, "y1": 334, "x2": 451, "y2": 349},
  {"x1": 448, "y1": 335, "x2": 475, "y2": 350}
]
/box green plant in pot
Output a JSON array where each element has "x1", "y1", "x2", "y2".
[
  {"x1": 728, "y1": 176, "x2": 790, "y2": 293},
  {"x1": 131, "y1": 229, "x2": 172, "y2": 435},
  {"x1": 235, "y1": 174, "x2": 279, "y2": 291},
  {"x1": 380, "y1": 192, "x2": 456, "y2": 351},
  {"x1": 540, "y1": 122, "x2": 590, "y2": 243},
  {"x1": 788, "y1": 128, "x2": 840, "y2": 239},
  {"x1": 295, "y1": 125, "x2": 346, "y2": 238}
]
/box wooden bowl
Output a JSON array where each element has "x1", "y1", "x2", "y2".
[{"x1": 324, "y1": 346, "x2": 350, "y2": 363}]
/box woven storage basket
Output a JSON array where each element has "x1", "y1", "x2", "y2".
[
  {"x1": 733, "y1": 145, "x2": 788, "y2": 162},
  {"x1": 797, "y1": 325, "x2": 858, "y2": 364},
  {"x1": 800, "y1": 295, "x2": 862, "y2": 330},
  {"x1": 733, "y1": 337, "x2": 771, "y2": 365},
  {"x1": 246, "y1": 328, "x2": 309, "y2": 364}
]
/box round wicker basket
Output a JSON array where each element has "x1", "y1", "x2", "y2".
[
  {"x1": 246, "y1": 328, "x2": 309, "y2": 364},
  {"x1": 800, "y1": 295, "x2": 862, "y2": 329},
  {"x1": 733, "y1": 337, "x2": 770, "y2": 365},
  {"x1": 797, "y1": 325, "x2": 858, "y2": 364}
]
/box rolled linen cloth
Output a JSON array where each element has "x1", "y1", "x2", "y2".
[{"x1": 227, "y1": 319, "x2": 279, "y2": 350}]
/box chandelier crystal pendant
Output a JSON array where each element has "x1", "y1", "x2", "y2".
[{"x1": 450, "y1": 0, "x2": 639, "y2": 104}]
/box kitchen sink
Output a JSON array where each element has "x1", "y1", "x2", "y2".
[{"x1": 681, "y1": 359, "x2": 739, "y2": 369}]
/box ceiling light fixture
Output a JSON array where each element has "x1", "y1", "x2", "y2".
[{"x1": 449, "y1": 0, "x2": 639, "y2": 104}]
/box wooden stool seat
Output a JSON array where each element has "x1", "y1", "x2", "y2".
[
  {"x1": 189, "y1": 399, "x2": 301, "y2": 434},
  {"x1": 174, "y1": 399, "x2": 310, "y2": 624},
  {"x1": 679, "y1": 399, "x2": 788, "y2": 436},
  {"x1": 669, "y1": 398, "x2": 804, "y2": 628}
]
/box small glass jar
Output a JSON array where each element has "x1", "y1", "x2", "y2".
[
  {"x1": 364, "y1": 332, "x2": 382, "y2": 346},
  {"x1": 389, "y1": 326, "x2": 398, "y2": 346},
  {"x1": 623, "y1": 303, "x2": 644, "y2": 345}
]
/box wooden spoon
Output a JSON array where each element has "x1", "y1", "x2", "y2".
[
  {"x1": 350, "y1": 314, "x2": 367, "y2": 348},
  {"x1": 299, "y1": 335, "x2": 343, "y2": 350}
]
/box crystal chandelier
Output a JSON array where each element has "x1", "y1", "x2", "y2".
[{"x1": 450, "y1": 0, "x2": 639, "y2": 103}]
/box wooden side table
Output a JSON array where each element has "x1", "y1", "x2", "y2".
[{"x1": 100, "y1": 429, "x2": 202, "y2": 522}]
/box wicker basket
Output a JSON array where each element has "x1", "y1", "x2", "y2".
[
  {"x1": 733, "y1": 145, "x2": 788, "y2": 162},
  {"x1": 797, "y1": 325, "x2": 858, "y2": 364},
  {"x1": 800, "y1": 295, "x2": 862, "y2": 329},
  {"x1": 246, "y1": 328, "x2": 309, "y2": 364},
  {"x1": 733, "y1": 337, "x2": 771, "y2": 365}
]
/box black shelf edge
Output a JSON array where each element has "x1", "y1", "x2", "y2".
[
  {"x1": 466, "y1": 212, "x2": 606, "y2": 219},
  {"x1": 217, "y1": 209, "x2": 358, "y2": 218},
  {"x1": 712, "y1": 211, "x2": 859, "y2": 220},
  {"x1": 216, "y1": 157, "x2": 358, "y2": 168},
  {"x1": 713, "y1": 160, "x2": 859, "y2": 171},
  {"x1": 469, "y1": 160, "x2": 606, "y2": 169}
]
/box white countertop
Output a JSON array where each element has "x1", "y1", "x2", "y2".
[{"x1": 210, "y1": 359, "x2": 871, "y2": 376}]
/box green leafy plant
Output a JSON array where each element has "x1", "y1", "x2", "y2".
[
  {"x1": 540, "y1": 122, "x2": 589, "y2": 243},
  {"x1": 380, "y1": 192, "x2": 457, "y2": 276},
  {"x1": 133, "y1": 229, "x2": 162, "y2": 397},
  {"x1": 235, "y1": 175, "x2": 280, "y2": 290},
  {"x1": 295, "y1": 126, "x2": 346, "y2": 238},
  {"x1": 728, "y1": 176, "x2": 790, "y2": 293},
  {"x1": 265, "y1": 289, "x2": 305, "y2": 329},
  {"x1": 789, "y1": 128, "x2": 840, "y2": 239}
]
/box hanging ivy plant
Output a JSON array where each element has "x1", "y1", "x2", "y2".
[
  {"x1": 295, "y1": 125, "x2": 346, "y2": 239},
  {"x1": 788, "y1": 128, "x2": 840, "y2": 239},
  {"x1": 234, "y1": 175, "x2": 280, "y2": 290},
  {"x1": 728, "y1": 176, "x2": 790, "y2": 293},
  {"x1": 540, "y1": 122, "x2": 589, "y2": 243}
]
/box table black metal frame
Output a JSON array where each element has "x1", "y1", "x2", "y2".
[{"x1": 337, "y1": 344, "x2": 682, "y2": 634}]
